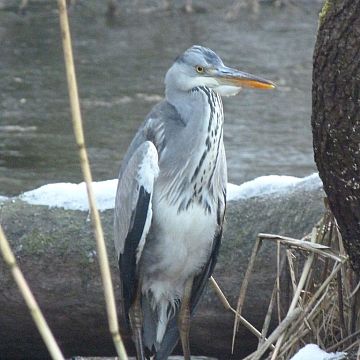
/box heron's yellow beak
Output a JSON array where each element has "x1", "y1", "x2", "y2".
[{"x1": 213, "y1": 66, "x2": 276, "y2": 90}]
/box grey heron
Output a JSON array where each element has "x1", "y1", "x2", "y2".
[{"x1": 114, "y1": 45, "x2": 275, "y2": 360}]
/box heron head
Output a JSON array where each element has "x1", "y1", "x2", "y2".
[{"x1": 165, "y1": 45, "x2": 275, "y2": 96}]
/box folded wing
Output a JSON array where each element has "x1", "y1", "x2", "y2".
[{"x1": 114, "y1": 140, "x2": 159, "y2": 323}]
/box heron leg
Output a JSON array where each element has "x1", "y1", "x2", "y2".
[
  {"x1": 129, "y1": 282, "x2": 145, "y2": 360},
  {"x1": 178, "y1": 277, "x2": 194, "y2": 360}
]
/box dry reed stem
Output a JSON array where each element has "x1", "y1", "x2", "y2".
[
  {"x1": 232, "y1": 236, "x2": 262, "y2": 352},
  {"x1": 326, "y1": 329, "x2": 360, "y2": 352},
  {"x1": 258, "y1": 281, "x2": 277, "y2": 350},
  {"x1": 57, "y1": 1, "x2": 127, "y2": 358},
  {"x1": 259, "y1": 233, "x2": 344, "y2": 262},
  {"x1": 243, "y1": 308, "x2": 302, "y2": 360},
  {"x1": 349, "y1": 281, "x2": 360, "y2": 299},
  {"x1": 279, "y1": 290, "x2": 330, "y2": 358},
  {"x1": 268, "y1": 219, "x2": 348, "y2": 358},
  {"x1": 245, "y1": 208, "x2": 356, "y2": 359},
  {"x1": 286, "y1": 261, "x2": 343, "y2": 341},
  {"x1": 0, "y1": 226, "x2": 64, "y2": 360},
  {"x1": 276, "y1": 241, "x2": 282, "y2": 324},
  {"x1": 277, "y1": 327, "x2": 311, "y2": 358},
  {"x1": 337, "y1": 270, "x2": 347, "y2": 338},
  {"x1": 270, "y1": 228, "x2": 317, "y2": 359},
  {"x1": 209, "y1": 276, "x2": 275, "y2": 350},
  {"x1": 286, "y1": 249, "x2": 297, "y2": 297},
  {"x1": 343, "y1": 339, "x2": 360, "y2": 352}
]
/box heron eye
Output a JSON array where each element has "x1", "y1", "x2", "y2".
[{"x1": 195, "y1": 65, "x2": 205, "y2": 74}]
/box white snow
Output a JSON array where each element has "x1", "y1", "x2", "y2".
[
  {"x1": 227, "y1": 173, "x2": 322, "y2": 201},
  {"x1": 0, "y1": 195, "x2": 8, "y2": 202},
  {"x1": 19, "y1": 179, "x2": 118, "y2": 211},
  {"x1": 13, "y1": 173, "x2": 322, "y2": 211},
  {"x1": 290, "y1": 344, "x2": 346, "y2": 360}
]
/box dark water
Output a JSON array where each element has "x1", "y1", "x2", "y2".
[{"x1": 0, "y1": 1, "x2": 321, "y2": 196}]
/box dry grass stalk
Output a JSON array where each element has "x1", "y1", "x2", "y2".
[
  {"x1": 232, "y1": 203, "x2": 359, "y2": 359},
  {"x1": 276, "y1": 241, "x2": 282, "y2": 324},
  {"x1": 258, "y1": 282, "x2": 277, "y2": 350},
  {"x1": 57, "y1": 1, "x2": 127, "y2": 358},
  {"x1": 0, "y1": 226, "x2": 64, "y2": 360},
  {"x1": 209, "y1": 276, "x2": 275, "y2": 350},
  {"x1": 232, "y1": 236, "x2": 262, "y2": 352},
  {"x1": 258, "y1": 233, "x2": 344, "y2": 262},
  {"x1": 242, "y1": 308, "x2": 302, "y2": 360},
  {"x1": 270, "y1": 227, "x2": 317, "y2": 359},
  {"x1": 285, "y1": 250, "x2": 296, "y2": 295},
  {"x1": 326, "y1": 328, "x2": 360, "y2": 352}
]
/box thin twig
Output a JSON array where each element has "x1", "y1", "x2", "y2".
[
  {"x1": 343, "y1": 338, "x2": 360, "y2": 352},
  {"x1": 232, "y1": 236, "x2": 262, "y2": 353},
  {"x1": 277, "y1": 327, "x2": 311, "y2": 359},
  {"x1": 326, "y1": 329, "x2": 360, "y2": 352},
  {"x1": 242, "y1": 308, "x2": 302, "y2": 360},
  {"x1": 276, "y1": 241, "x2": 282, "y2": 324},
  {"x1": 349, "y1": 280, "x2": 360, "y2": 299},
  {"x1": 287, "y1": 262, "x2": 343, "y2": 338},
  {"x1": 57, "y1": 2, "x2": 127, "y2": 358},
  {"x1": 0, "y1": 226, "x2": 64, "y2": 360},
  {"x1": 209, "y1": 276, "x2": 275, "y2": 350},
  {"x1": 259, "y1": 233, "x2": 345, "y2": 263},
  {"x1": 286, "y1": 249, "x2": 297, "y2": 300},
  {"x1": 337, "y1": 269, "x2": 347, "y2": 338},
  {"x1": 258, "y1": 280, "x2": 277, "y2": 350},
  {"x1": 270, "y1": 227, "x2": 317, "y2": 359}
]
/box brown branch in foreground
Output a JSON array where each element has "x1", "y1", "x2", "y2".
[
  {"x1": 0, "y1": 226, "x2": 64, "y2": 360},
  {"x1": 57, "y1": 1, "x2": 127, "y2": 358},
  {"x1": 209, "y1": 276, "x2": 275, "y2": 351}
]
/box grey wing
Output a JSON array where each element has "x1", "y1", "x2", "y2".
[{"x1": 114, "y1": 140, "x2": 159, "y2": 324}]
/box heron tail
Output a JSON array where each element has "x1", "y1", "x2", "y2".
[{"x1": 142, "y1": 295, "x2": 180, "y2": 360}]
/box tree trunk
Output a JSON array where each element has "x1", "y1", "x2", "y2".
[{"x1": 312, "y1": 0, "x2": 360, "y2": 275}]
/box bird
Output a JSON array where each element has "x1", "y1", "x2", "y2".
[{"x1": 114, "y1": 45, "x2": 275, "y2": 360}]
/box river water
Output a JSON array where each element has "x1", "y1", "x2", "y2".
[{"x1": 0, "y1": 1, "x2": 321, "y2": 196}]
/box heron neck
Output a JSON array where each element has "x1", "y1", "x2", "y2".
[{"x1": 165, "y1": 87, "x2": 203, "y2": 124}]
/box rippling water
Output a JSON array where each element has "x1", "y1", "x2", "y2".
[{"x1": 0, "y1": 1, "x2": 321, "y2": 196}]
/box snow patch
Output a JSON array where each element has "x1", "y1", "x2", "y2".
[
  {"x1": 17, "y1": 173, "x2": 322, "y2": 211},
  {"x1": 290, "y1": 344, "x2": 346, "y2": 360},
  {"x1": 0, "y1": 195, "x2": 8, "y2": 202},
  {"x1": 19, "y1": 179, "x2": 118, "y2": 212},
  {"x1": 227, "y1": 173, "x2": 321, "y2": 201}
]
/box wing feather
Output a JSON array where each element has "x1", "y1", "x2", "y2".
[{"x1": 114, "y1": 140, "x2": 159, "y2": 323}]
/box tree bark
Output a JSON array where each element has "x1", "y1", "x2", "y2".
[{"x1": 312, "y1": 0, "x2": 360, "y2": 275}]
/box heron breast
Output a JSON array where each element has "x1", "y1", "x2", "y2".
[{"x1": 141, "y1": 198, "x2": 217, "y2": 300}]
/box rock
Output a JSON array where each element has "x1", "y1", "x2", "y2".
[{"x1": 0, "y1": 176, "x2": 325, "y2": 359}]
